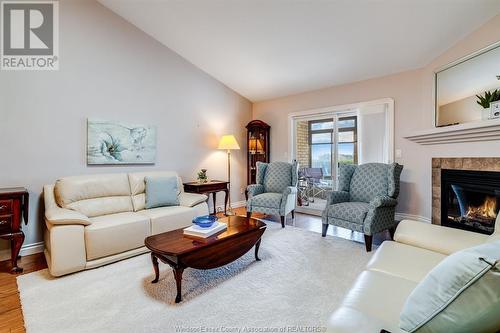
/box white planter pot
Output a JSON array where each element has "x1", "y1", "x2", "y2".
[{"x1": 481, "y1": 108, "x2": 490, "y2": 120}]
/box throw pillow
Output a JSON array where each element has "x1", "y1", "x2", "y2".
[
  {"x1": 400, "y1": 240, "x2": 500, "y2": 333},
  {"x1": 145, "y1": 176, "x2": 179, "y2": 209}
]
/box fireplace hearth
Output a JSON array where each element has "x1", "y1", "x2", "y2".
[{"x1": 441, "y1": 169, "x2": 500, "y2": 235}]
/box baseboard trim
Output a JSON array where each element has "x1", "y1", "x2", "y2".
[
  {"x1": 231, "y1": 200, "x2": 247, "y2": 208},
  {"x1": 395, "y1": 213, "x2": 431, "y2": 224},
  {"x1": 0, "y1": 241, "x2": 45, "y2": 261}
]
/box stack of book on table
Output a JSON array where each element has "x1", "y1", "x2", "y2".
[{"x1": 183, "y1": 222, "x2": 227, "y2": 238}]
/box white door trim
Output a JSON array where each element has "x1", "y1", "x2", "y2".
[{"x1": 288, "y1": 97, "x2": 395, "y2": 166}]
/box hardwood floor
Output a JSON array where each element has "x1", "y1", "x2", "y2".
[
  {"x1": 0, "y1": 253, "x2": 46, "y2": 333},
  {"x1": 0, "y1": 206, "x2": 391, "y2": 332}
]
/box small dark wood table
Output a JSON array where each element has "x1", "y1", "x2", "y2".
[
  {"x1": 183, "y1": 180, "x2": 229, "y2": 215},
  {"x1": 0, "y1": 187, "x2": 29, "y2": 273},
  {"x1": 144, "y1": 215, "x2": 266, "y2": 303}
]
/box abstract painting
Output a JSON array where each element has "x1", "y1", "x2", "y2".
[{"x1": 87, "y1": 120, "x2": 157, "y2": 165}]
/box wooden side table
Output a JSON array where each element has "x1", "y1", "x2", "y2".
[
  {"x1": 183, "y1": 181, "x2": 229, "y2": 215},
  {"x1": 0, "y1": 187, "x2": 29, "y2": 273}
]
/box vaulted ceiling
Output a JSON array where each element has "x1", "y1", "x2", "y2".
[{"x1": 99, "y1": 0, "x2": 500, "y2": 102}]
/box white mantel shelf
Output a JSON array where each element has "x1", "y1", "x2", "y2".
[{"x1": 404, "y1": 119, "x2": 500, "y2": 145}]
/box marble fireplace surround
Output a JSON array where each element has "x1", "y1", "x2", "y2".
[{"x1": 432, "y1": 157, "x2": 500, "y2": 225}]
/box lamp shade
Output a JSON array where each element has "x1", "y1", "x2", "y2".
[{"x1": 218, "y1": 135, "x2": 240, "y2": 150}]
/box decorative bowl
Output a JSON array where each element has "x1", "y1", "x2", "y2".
[{"x1": 192, "y1": 215, "x2": 217, "y2": 228}]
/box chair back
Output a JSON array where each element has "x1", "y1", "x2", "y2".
[
  {"x1": 302, "y1": 168, "x2": 323, "y2": 184},
  {"x1": 347, "y1": 163, "x2": 403, "y2": 203},
  {"x1": 257, "y1": 161, "x2": 298, "y2": 193}
]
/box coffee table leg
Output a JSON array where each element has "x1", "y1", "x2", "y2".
[
  {"x1": 255, "y1": 238, "x2": 262, "y2": 261},
  {"x1": 151, "y1": 253, "x2": 159, "y2": 283},
  {"x1": 173, "y1": 267, "x2": 184, "y2": 303}
]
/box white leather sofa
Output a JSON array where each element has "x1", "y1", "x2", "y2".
[
  {"x1": 328, "y1": 219, "x2": 500, "y2": 333},
  {"x1": 43, "y1": 171, "x2": 208, "y2": 277}
]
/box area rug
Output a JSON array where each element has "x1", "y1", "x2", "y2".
[{"x1": 17, "y1": 223, "x2": 372, "y2": 333}]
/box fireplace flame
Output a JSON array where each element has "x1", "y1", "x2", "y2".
[{"x1": 466, "y1": 196, "x2": 497, "y2": 220}]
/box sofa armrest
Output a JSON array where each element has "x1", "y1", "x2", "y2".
[
  {"x1": 394, "y1": 219, "x2": 489, "y2": 255},
  {"x1": 327, "y1": 190, "x2": 350, "y2": 205},
  {"x1": 179, "y1": 192, "x2": 208, "y2": 208},
  {"x1": 247, "y1": 184, "x2": 265, "y2": 198},
  {"x1": 369, "y1": 195, "x2": 397, "y2": 208},
  {"x1": 45, "y1": 207, "x2": 91, "y2": 226}
]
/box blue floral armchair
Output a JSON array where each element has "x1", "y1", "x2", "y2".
[
  {"x1": 322, "y1": 163, "x2": 403, "y2": 251},
  {"x1": 246, "y1": 161, "x2": 299, "y2": 228}
]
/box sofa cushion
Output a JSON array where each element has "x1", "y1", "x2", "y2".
[
  {"x1": 395, "y1": 219, "x2": 490, "y2": 255},
  {"x1": 85, "y1": 212, "x2": 149, "y2": 260},
  {"x1": 400, "y1": 241, "x2": 500, "y2": 333},
  {"x1": 329, "y1": 270, "x2": 417, "y2": 333},
  {"x1": 249, "y1": 192, "x2": 282, "y2": 209},
  {"x1": 145, "y1": 176, "x2": 179, "y2": 209},
  {"x1": 367, "y1": 241, "x2": 446, "y2": 283},
  {"x1": 138, "y1": 205, "x2": 204, "y2": 235},
  {"x1": 328, "y1": 307, "x2": 407, "y2": 333},
  {"x1": 179, "y1": 192, "x2": 208, "y2": 207},
  {"x1": 54, "y1": 173, "x2": 133, "y2": 217},
  {"x1": 128, "y1": 171, "x2": 182, "y2": 211},
  {"x1": 65, "y1": 197, "x2": 134, "y2": 218},
  {"x1": 326, "y1": 202, "x2": 369, "y2": 224}
]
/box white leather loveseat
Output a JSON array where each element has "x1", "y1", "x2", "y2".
[
  {"x1": 328, "y1": 219, "x2": 500, "y2": 333},
  {"x1": 43, "y1": 171, "x2": 208, "y2": 277}
]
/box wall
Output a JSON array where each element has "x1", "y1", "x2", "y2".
[
  {"x1": 0, "y1": 0, "x2": 252, "y2": 255},
  {"x1": 253, "y1": 15, "x2": 500, "y2": 221},
  {"x1": 357, "y1": 104, "x2": 388, "y2": 164}
]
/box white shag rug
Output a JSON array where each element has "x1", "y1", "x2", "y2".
[{"x1": 17, "y1": 223, "x2": 372, "y2": 333}]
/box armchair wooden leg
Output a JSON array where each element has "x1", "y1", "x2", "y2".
[
  {"x1": 280, "y1": 215, "x2": 285, "y2": 228},
  {"x1": 246, "y1": 212, "x2": 252, "y2": 218},
  {"x1": 388, "y1": 227, "x2": 396, "y2": 240},
  {"x1": 322, "y1": 223, "x2": 328, "y2": 237},
  {"x1": 291, "y1": 210, "x2": 295, "y2": 219},
  {"x1": 364, "y1": 234, "x2": 373, "y2": 252}
]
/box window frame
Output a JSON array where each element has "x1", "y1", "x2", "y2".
[
  {"x1": 308, "y1": 119, "x2": 334, "y2": 177},
  {"x1": 337, "y1": 116, "x2": 358, "y2": 165},
  {"x1": 308, "y1": 117, "x2": 358, "y2": 177}
]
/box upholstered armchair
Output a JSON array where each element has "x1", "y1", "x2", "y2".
[
  {"x1": 246, "y1": 161, "x2": 299, "y2": 228},
  {"x1": 322, "y1": 163, "x2": 403, "y2": 251}
]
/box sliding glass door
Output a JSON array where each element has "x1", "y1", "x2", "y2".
[{"x1": 293, "y1": 112, "x2": 357, "y2": 215}]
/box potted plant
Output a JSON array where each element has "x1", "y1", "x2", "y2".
[
  {"x1": 197, "y1": 169, "x2": 208, "y2": 183},
  {"x1": 476, "y1": 89, "x2": 500, "y2": 120}
]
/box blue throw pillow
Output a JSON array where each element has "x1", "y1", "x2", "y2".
[{"x1": 145, "y1": 176, "x2": 179, "y2": 209}]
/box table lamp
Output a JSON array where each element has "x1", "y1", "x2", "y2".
[{"x1": 218, "y1": 135, "x2": 240, "y2": 215}]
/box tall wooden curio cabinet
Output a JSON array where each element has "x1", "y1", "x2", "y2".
[{"x1": 246, "y1": 120, "x2": 270, "y2": 185}]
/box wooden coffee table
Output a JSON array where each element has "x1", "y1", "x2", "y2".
[{"x1": 144, "y1": 215, "x2": 266, "y2": 303}]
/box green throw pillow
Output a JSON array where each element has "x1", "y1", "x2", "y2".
[
  {"x1": 400, "y1": 240, "x2": 500, "y2": 333},
  {"x1": 145, "y1": 176, "x2": 179, "y2": 209}
]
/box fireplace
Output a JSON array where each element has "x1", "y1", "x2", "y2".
[{"x1": 441, "y1": 169, "x2": 500, "y2": 235}]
